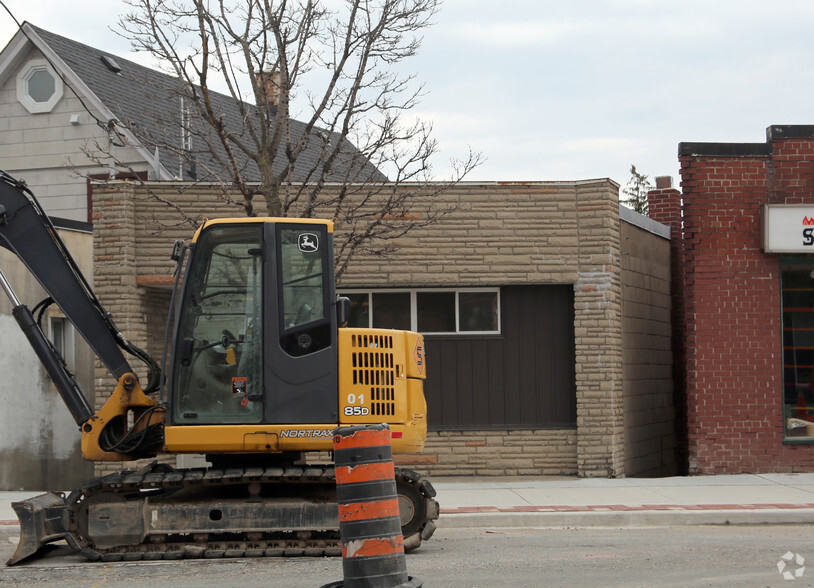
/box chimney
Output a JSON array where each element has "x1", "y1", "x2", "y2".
[
  {"x1": 257, "y1": 68, "x2": 282, "y2": 110},
  {"x1": 655, "y1": 176, "x2": 673, "y2": 189}
]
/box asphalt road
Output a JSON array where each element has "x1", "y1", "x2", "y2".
[{"x1": 2, "y1": 525, "x2": 814, "y2": 587}]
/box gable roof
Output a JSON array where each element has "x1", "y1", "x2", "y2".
[{"x1": 4, "y1": 23, "x2": 385, "y2": 184}]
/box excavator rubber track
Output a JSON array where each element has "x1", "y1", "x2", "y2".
[{"x1": 8, "y1": 462, "x2": 438, "y2": 565}]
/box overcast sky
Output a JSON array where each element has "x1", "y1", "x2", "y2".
[{"x1": 2, "y1": 0, "x2": 814, "y2": 189}]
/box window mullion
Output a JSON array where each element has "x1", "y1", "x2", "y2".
[
  {"x1": 410, "y1": 291, "x2": 417, "y2": 332},
  {"x1": 454, "y1": 291, "x2": 460, "y2": 333}
]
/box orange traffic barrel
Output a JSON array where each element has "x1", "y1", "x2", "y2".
[{"x1": 325, "y1": 424, "x2": 422, "y2": 588}]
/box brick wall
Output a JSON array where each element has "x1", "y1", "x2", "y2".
[
  {"x1": 89, "y1": 179, "x2": 669, "y2": 478},
  {"x1": 648, "y1": 182, "x2": 688, "y2": 473},
  {"x1": 681, "y1": 152, "x2": 785, "y2": 473},
  {"x1": 650, "y1": 125, "x2": 814, "y2": 474}
]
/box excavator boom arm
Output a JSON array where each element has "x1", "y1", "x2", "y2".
[
  {"x1": 0, "y1": 173, "x2": 133, "y2": 381},
  {"x1": 0, "y1": 171, "x2": 163, "y2": 436}
]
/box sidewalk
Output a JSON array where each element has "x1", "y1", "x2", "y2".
[
  {"x1": 433, "y1": 473, "x2": 814, "y2": 528},
  {"x1": 3, "y1": 473, "x2": 814, "y2": 530}
]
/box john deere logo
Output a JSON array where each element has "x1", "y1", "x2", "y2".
[{"x1": 298, "y1": 233, "x2": 319, "y2": 252}]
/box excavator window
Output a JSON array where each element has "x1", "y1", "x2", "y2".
[
  {"x1": 277, "y1": 225, "x2": 331, "y2": 357},
  {"x1": 171, "y1": 224, "x2": 265, "y2": 424}
]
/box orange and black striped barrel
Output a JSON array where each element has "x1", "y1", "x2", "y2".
[{"x1": 332, "y1": 423, "x2": 418, "y2": 588}]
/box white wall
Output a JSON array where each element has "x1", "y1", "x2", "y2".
[{"x1": 0, "y1": 228, "x2": 94, "y2": 489}]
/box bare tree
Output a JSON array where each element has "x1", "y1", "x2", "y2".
[{"x1": 109, "y1": 0, "x2": 480, "y2": 276}]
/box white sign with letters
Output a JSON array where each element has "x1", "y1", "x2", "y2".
[{"x1": 763, "y1": 205, "x2": 814, "y2": 253}]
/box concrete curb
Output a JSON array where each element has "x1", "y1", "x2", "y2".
[{"x1": 437, "y1": 508, "x2": 814, "y2": 529}]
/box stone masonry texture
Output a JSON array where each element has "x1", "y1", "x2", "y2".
[{"x1": 91, "y1": 180, "x2": 671, "y2": 478}]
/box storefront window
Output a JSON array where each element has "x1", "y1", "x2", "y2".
[
  {"x1": 372, "y1": 292, "x2": 411, "y2": 330},
  {"x1": 345, "y1": 293, "x2": 369, "y2": 328},
  {"x1": 459, "y1": 291, "x2": 498, "y2": 332},
  {"x1": 417, "y1": 292, "x2": 456, "y2": 332},
  {"x1": 338, "y1": 289, "x2": 500, "y2": 335},
  {"x1": 782, "y1": 259, "x2": 814, "y2": 441}
]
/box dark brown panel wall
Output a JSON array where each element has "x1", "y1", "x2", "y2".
[{"x1": 425, "y1": 285, "x2": 576, "y2": 429}]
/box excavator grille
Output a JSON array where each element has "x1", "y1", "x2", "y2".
[{"x1": 350, "y1": 333, "x2": 397, "y2": 417}]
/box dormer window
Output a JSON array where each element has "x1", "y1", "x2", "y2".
[{"x1": 17, "y1": 58, "x2": 63, "y2": 114}]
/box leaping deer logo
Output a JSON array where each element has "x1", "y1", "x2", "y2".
[{"x1": 298, "y1": 233, "x2": 319, "y2": 252}]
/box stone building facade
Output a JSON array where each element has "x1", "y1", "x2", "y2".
[{"x1": 90, "y1": 179, "x2": 673, "y2": 479}]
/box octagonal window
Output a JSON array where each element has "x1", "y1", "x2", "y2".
[
  {"x1": 27, "y1": 68, "x2": 56, "y2": 102},
  {"x1": 16, "y1": 59, "x2": 63, "y2": 113}
]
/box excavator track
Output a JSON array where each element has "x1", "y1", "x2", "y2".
[{"x1": 11, "y1": 462, "x2": 438, "y2": 564}]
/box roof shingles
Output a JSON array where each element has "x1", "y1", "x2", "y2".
[{"x1": 28, "y1": 23, "x2": 384, "y2": 185}]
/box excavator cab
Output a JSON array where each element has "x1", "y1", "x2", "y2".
[
  {"x1": 169, "y1": 220, "x2": 339, "y2": 426},
  {"x1": 165, "y1": 219, "x2": 342, "y2": 449}
]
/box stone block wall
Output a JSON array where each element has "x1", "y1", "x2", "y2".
[
  {"x1": 88, "y1": 179, "x2": 670, "y2": 478},
  {"x1": 333, "y1": 181, "x2": 626, "y2": 477},
  {"x1": 396, "y1": 430, "x2": 578, "y2": 476}
]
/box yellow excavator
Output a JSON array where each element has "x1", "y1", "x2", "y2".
[{"x1": 0, "y1": 171, "x2": 437, "y2": 565}]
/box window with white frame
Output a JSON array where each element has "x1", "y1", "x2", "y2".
[
  {"x1": 16, "y1": 58, "x2": 63, "y2": 114},
  {"x1": 339, "y1": 289, "x2": 500, "y2": 335},
  {"x1": 49, "y1": 315, "x2": 75, "y2": 370}
]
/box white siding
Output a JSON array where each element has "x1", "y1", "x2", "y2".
[{"x1": 0, "y1": 47, "x2": 149, "y2": 221}]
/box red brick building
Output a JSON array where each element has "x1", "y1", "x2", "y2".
[{"x1": 650, "y1": 125, "x2": 814, "y2": 474}]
